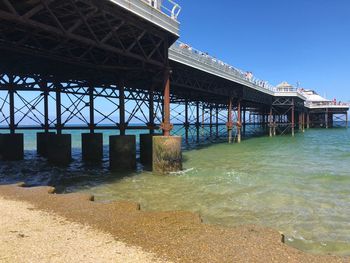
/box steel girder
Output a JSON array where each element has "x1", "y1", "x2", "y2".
[{"x1": 0, "y1": 0, "x2": 174, "y2": 84}]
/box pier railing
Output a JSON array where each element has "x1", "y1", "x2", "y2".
[
  {"x1": 170, "y1": 41, "x2": 276, "y2": 92},
  {"x1": 276, "y1": 87, "x2": 305, "y2": 96},
  {"x1": 305, "y1": 101, "x2": 350, "y2": 108},
  {"x1": 142, "y1": 0, "x2": 181, "y2": 20}
]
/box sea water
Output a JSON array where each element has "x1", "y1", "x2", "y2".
[{"x1": 1, "y1": 127, "x2": 350, "y2": 255}]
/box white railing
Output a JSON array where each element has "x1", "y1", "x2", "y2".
[
  {"x1": 142, "y1": 0, "x2": 181, "y2": 20},
  {"x1": 170, "y1": 41, "x2": 276, "y2": 92},
  {"x1": 276, "y1": 87, "x2": 297, "y2": 93},
  {"x1": 305, "y1": 101, "x2": 350, "y2": 107},
  {"x1": 276, "y1": 87, "x2": 304, "y2": 95}
]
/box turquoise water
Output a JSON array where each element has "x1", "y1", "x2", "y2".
[{"x1": 1, "y1": 127, "x2": 350, "y2": 255}]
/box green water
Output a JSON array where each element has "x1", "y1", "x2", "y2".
[
  {"x1": 70, "y1": 128, "x2": 350, "y2": 255},
  {"x1": 1, "y1": 127, "x2": 350, "y2": 255}
]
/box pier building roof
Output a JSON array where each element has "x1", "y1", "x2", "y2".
[{"x1": 302, "y1": 90, "x2": 350, "y2": 110}]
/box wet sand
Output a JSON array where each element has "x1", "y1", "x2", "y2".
[{"x1": 0, "y1": 183, "x2": 348, "y2": 263}]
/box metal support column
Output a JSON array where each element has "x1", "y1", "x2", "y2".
[
  {"x1": 43, "y1": 82, "x2": 49, "y2": 133},
  {"x1": 269, "y1": 107, "x2": 273, "y2": 137},
  {"x1": 185, "y1": 99, "x2": 189, "y2": 144},
  {"x1": 202, "y1": 104, "x2": 205, "y2": 129},
  {"x1": 2, "y1": 75, "x2": 23, "y2": 160},
  {"x1": 227, "y1": 98, "x2": 233, "y2": 144},
  {"x1": 161, "y1": 73, "x2": 172, "y2": 136},
  {"x1": 196, "y1": 101, "x2": 200, "y2": 143},
  {"x1": 119, "y1": 85, "x2": 126, "y2": 136},
  {"x1": 237, "y1": 100, "x2": 242, "y2": 143},
  {"x1": 9, "y1": 75, "x2": 15, "y2": 134},
  {"x1": 243, "y1": 106, "x2": 246, "y2": 137},
  {"x1": 325, "y1": 109, "x2": 329, "y2": 129},
  {"x1": 291, "y1": 99, "x2": 295, "y2": 137},
  {"x1": 55, "y1": 82, "x2": 62, "y2": 135},
  {"x1": 89, "y1": 85, "x2": 95, "y2": 134},
  {"x1": 307, "y1": 112, "x2": 310, "y2": 129},
  {"x1": 149, "y1": 87, "x2": 154, "y2": 135},
  {"x1": 215, "y1": 104, "x2": 219, "y2": 139},
  {"x1": 346, "y1": 113, "x2": 348, "y2": 128},
  {"x1": 209, "y1": 105, "x2": 213, "y2": 138},
  {"x1": 273, "y1": 113, "x2": 276, "y2": 136}
]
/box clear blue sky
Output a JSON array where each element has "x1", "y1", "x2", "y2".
[{"x1": 175, "y1": 0, "x2": 350, "y2": 101}]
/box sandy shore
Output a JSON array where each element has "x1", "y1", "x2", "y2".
[
  {"x1": 0, "y1": 197, "x2": 168, "y2": 263},
  {"x1": 0, "y1": 183, "x2": 348, "y2": 263}
]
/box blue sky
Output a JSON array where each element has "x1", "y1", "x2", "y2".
[{"x1": 174, "y1": 0, "x2": 350, "y2": 101}]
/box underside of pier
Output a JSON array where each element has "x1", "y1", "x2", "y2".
[{"x1": 1, "y1": 0, "x2": 345, "y2": 173}]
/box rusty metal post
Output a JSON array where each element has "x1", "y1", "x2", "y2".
[
  {"x1": 227, "y1": 98, "x2": 233, "y2": 144},
  {"x1": 153, "y1": 70, "x2": 182, "y2": 174},
  {"x1": 325, "y1": 108, "x2": 329, "y2": 129},
  {"x1": 302, "y1": 112, "x2": 305, "y2": 132},
  {"x1": 291, "y1": 99, "x2": 295, "y2": 136},
  {"x1": 119, "y1": 85, "x2": 126, "y2": 136},
  {"x1": 161, "y1": 73, "x2": 172, "y2": 136},
  {"x1": 307, "y1": 112, "x2": 310, "y2": 129},
  {"x1": 237, "y1": 100, "x2": 242, "y2": 143}
]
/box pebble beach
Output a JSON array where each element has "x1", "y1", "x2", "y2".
[{"x1": 0, "y1": 183, "x2": 348, "y2": 263}]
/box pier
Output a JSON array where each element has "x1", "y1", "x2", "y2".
[{"x1": 0, "y1": 0, "x2": 349, "y2": 172}]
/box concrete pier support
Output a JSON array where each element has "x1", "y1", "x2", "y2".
[
  {"x1": 109, "y1": 135, "x2": 136, "y2": 170},
  {"x1": 47, "y1": 134, "x2": 72, "y2": 165},
  {"x1": 37, "y1": 132, "x2": 55, "y2": 157},
  {"x1": 82, "y1": 133, "x2": 103, "y2": 162},
  {"x1": 153, "y1": 136, "x2": 182, "y2": 174},
  {"x1": 0, "y1": 134, "x2": 24, "y2": 161},
  {"x1": 140, "y1": 134, "x2": 159, "y2": 167}
]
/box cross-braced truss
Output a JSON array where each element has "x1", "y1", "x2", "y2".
[{"x1": 0, "y1": 0, "x2": 172, "y2": 86}]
